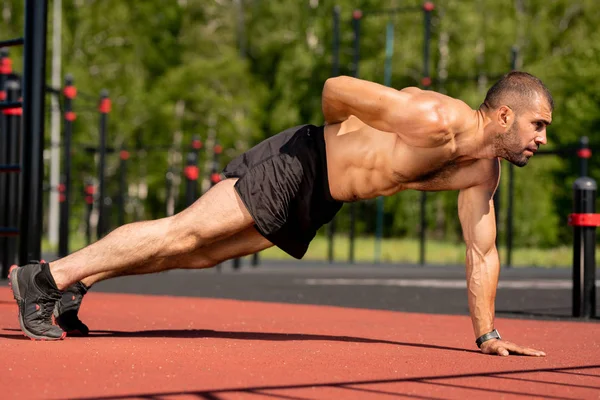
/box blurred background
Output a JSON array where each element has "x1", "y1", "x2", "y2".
[{"x1": 1, "y1": 0, "x2": 598, "y2": 268}]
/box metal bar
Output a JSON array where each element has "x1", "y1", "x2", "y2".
[
  {"x1": 19, "y1": 0, "x2": 49, "y2": 264},
  {"x1": 96, "y1": 89, "x2": 109, "y2": 239},
  {"x1": 0, "y1": 50, "x2": 9, "y2": 276},
  {"x1": 419, "y1": 5, "x2": 433, "y2": 266},
  {"x1": 58, "y1": 74, "x2": 74, "y2": 257},
  {"x1": 375, "y1": 22, "x2": 395, "y2": 264},
  {"x1": 348, "y1": 10, "x2": 362, "y2": 264},
  {"x1": 327, "y1": 5, "x2": 340, "y2": 264},
  {"x1": 0, "y1": 101, "x2": 22, "y2": 110},
  {"x1": 0, "y1": 37, "x2": 24, "y2": 48},
  {"x1": 118, "y1": 147, "x2": 129, "y2": 226},
  {"x1": 4, "y1": 79, "x2": 21, "y2": 274},
  {"x1": 505, "y1": 47, "x2": 519, "y2": 268},
  {"x1": 84, "y1": 179, "x2": 94, "y2": 245},
  {"x1": 579, "y1": 136, "x2": 590, "y2": 177},
  {"x1": 0, "y1": 85, "x2": 7, "y2": 275}
]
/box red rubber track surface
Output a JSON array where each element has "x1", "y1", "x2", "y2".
[{"x1": 0, "y1": 287, "x2": 599, "y2": 399}]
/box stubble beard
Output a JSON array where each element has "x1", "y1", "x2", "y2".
[{"x1": 494, "y1": 124, "x2": 529, "y2": 167}]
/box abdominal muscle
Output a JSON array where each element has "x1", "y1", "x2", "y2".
[{"x1": 324, "y1": 117, "x2": 469, "y2": 202}]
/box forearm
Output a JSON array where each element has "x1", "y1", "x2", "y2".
[{"x1": 465, "y1": 247, "x2": 500, "y2": 338}]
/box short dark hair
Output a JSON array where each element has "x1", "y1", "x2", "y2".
[{"x1": 482, "y1": 71, "x2": 554, "y2": 114}]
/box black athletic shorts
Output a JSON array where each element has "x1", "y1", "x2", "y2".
[{"x1": 222, "y1": 124, "x2": 343, "y2": 259}]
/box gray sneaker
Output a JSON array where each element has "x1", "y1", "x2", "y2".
[{"x1": 9, "y1": 263, "x2": 66, "y2": 341}]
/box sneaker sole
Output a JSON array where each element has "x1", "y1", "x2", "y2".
[{"x1": 9, "y1": 266, "x2": 67, "y2": 341}]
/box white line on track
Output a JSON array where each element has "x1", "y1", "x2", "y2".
[{"x1": 298, "y1": 278, "x2": 600, "y2": 290}]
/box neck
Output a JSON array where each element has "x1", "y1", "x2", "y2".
[{"x1": 455, "y1": 109, "x2": 498, "y2": 160}]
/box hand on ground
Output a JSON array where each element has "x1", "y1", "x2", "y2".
[{"x1": 480, "y1": 339, "x2": 546, "y2": 357}]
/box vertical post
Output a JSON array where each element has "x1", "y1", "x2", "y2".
[
  {"x1": 96, "y1": 89, "x2": 110, "y2": 239},
  {"x1": 328, "y1": 5, "x2": 341, "y2": 264},
  {"x1": 578, "y1": 136, "x2": 591, "y2": 177},
  {"x1": 349, "y1": 9, "x2": 362, "y2": 264},
  {"x1": 419, "y1": 2, "x2": 434, "y2": 266},
  {"x1": 570, "y1": 177, "x2": 597, "y2": 318},
  {"x1": 59, "y1": 74, "x2": 75, "y2": 257},
  {"x1": 19, "y1": 0, "x2": 50, "y2": 264},
  {"x1": 3, "y1": 80, "x2": 21, "y2": 275},
  {"x1": 165, "y1": 167, "x2": 175, "y2": 217},
  {"x1": 210, "y1": 143, "x2": 222, "y2": 187},
  {"x1": 118, "y1": 147, "x2": 129, "y2": 226},
  {"x1": 84, "y1": 179, "x2": 95, "y2": 245},
  {"x1": 505, "y1": 47, "x2": 518, "y2": 268},
  {"x1": 375, "y1": 21, "x2": 395, "y2": 264},
  {"x1": 184, "y1": 136, "x2": 201, "y2": 207},
  {"x1": 0, "y1": 50, "x2": 10, "y2": 274},
  {"x1": 48, "y1": 0, "x2": 62, "y2": 249}
]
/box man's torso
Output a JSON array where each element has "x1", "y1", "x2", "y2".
[{"x1": 323, "y1": 93, "x2": 498, "y2": 202}]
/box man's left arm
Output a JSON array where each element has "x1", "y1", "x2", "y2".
[{"x1": 458, "y1": 168, "x2": 546, "y2": 357}]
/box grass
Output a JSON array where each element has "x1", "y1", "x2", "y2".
[
  {"x1": 259, "y1": 235, "x2": 591, "y2": 267},
  {"x1": 44, "y1": 233, "x2": 597, "y2": 268}
]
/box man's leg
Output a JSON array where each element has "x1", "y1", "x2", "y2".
[
  {"x1": 54, "y1": 226, "x2": 273, "y2": 335},
  {"x1": 11, "y1": 178, "x2": 256, "y2": 340},
  {"x1": 83, "y1": 225, "x2": 273, "y2": 284},
  {"x1": 49, "y1": 178, "x2": 253, "y2": 289}
]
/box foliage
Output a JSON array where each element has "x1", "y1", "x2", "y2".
[{"x1": 1, "y1": 0, "x2": 598, "y2": 248}]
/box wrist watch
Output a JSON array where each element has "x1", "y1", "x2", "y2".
[{"x1": 476, "y1": 329, "x2": 501, "y2": 348}]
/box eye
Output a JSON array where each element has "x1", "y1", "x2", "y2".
[{"x1": 535, "y1": 122, "x2": 543, "y2": 130}]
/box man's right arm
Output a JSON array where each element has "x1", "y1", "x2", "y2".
[{"x1": 321, "y1": 76, "x2": 444, "y2": 134}]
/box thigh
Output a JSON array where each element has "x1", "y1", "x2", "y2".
[
  {"x1": 169, "y1": 178, "x2": 255, "y2": 248},
  {"x1": 179, "y1": 226, "x2": 274, "y2": 269}
]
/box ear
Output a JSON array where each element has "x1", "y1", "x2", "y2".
[{"x1": 496, "y1": 105, "x2": 514, "y2": 128}]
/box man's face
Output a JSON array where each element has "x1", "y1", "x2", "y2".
[{"x1": 497, "y1": 95, "x2": 552, "y2": 167}]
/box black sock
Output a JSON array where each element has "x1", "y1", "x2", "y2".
[{"x1": 34, "y1": 263, "x2": 60, "y2": 292}]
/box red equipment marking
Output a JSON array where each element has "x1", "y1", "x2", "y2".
[
  {"x1": 65, "y1": 111, "x2": 76, "y2": 121},
  {"x1": 185, "y1": 166, "x2": 199, "y2": 181},
  {"x1": 577, "y1": 148, "x2": 592, "y2": 159},
  {"x1": 63, "y1": 85, "x2": 77, "y2": 99},
  {"x1": 0, "y1": 57, "x2": 12, "y2": 74},
  {"x1": 423, "y1": 2, "x2": 435, "y2": 11},
  {"x1": 568, "y1": 213, "x2": 600, "y2": 227},
  {"x1": 99, "y1": 98, "x2": 111, "y2": 114},
  {"x1": 211, "y1": 173, "x2": 221, "y2": 184},
  {"x1": 3, "y1": 107, "x2": 22, "y2": 116}
]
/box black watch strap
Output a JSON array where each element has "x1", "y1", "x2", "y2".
[{"x1": 476, "y1": 329, "x2": 501, "y2": 348}]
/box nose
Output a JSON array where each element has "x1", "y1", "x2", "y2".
[{"x1": 534, "y1": 132, "x2": 547, "y2": 146}]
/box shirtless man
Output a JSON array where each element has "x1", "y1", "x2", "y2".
[{"x1": 10, "y1": 71, "x2": 552, "y2": 357}]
